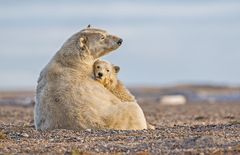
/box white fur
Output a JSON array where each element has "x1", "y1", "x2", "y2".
[{"x1": 34, "y1": 27, "x2": 147, "y2": 130}]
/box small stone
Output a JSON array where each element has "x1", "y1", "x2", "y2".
[
  {"x1": 85, "y1": 129, "x2": 91, "y2": 132},
  {"x1": 95, "y1": 148, "x2": 99, "y2": 152},
  {"x1": 21, "y1": 133, "x2": 29, "y2": 138},
  {"x1": 103, "y1": 144, "x2": 107, "y2": 147}
]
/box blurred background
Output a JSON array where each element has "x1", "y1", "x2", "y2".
[{"x1": 0, "y1": 0, "x2": 240, "y2": 90}]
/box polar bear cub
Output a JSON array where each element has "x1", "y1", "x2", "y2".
[
  {"x1": 93, "y1": 60, "x2": 155, "y2": 129},
  {"x1": 93, "y1": 59, "x2": 136, "y2": 102}
]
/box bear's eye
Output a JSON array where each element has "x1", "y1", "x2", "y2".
[
  {"x1": 107, "y1": 69, "x2": 110, "y2": 72},
  {"x1": 100, "y1": 35, "x2": 105, "y2": 40},
  {"x1": 97, "y1": 66, "x2": 100, "y2": 69}
]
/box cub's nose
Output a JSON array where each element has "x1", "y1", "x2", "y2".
[
  {"x1": 117, "y1": 39, "x2": 123, "y2": 45},
  {"x1": 98, "y1": 72, "x2": 103, "y2": 77}
]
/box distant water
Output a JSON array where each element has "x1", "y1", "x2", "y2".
[{"x1": 132, "y1": 86, "x2": 240, "y2": 103}]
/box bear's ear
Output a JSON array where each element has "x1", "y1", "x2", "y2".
[
  {"x1": 79, "y1": 36, "x2": 87, "y2": 49},
  {"x1": 94, "y1": 59, "x2": 101, "y2": 64},
  {"x1": 114, "y1": 66, "x2": 120, "y2": 73}
]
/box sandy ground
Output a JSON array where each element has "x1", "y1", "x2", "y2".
[{"x1": 0, "y1": 98, "x2": 239, "y2": 154}]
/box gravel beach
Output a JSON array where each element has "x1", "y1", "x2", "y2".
[{"x1": 0, "y1": 90, "x2": 240, "y2": 154}]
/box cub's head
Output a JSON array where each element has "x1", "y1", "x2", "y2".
[
  {"x1": 93, "y1": 60, "x2": 120, "y2": 87},
  {"x1": 79, "y1": 26, "x2": 123, "y2": 59}
]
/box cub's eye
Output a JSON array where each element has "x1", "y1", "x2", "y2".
[
  {"x1": 97, "y1": 66, "x2": 100, "y2": 69},
  {"x1": 107, "y1": 69, "x2": 110, "y2": 72}
]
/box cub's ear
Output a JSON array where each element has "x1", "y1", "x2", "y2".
[
  {"x1": 94, "y1": 59, "x2": 101, "y2": 63},
  {"x1": 79, "y1": 36, "x2": 87, "y2": 48},
  {"x1": 114, "y1": 66, "x2": 120, "y2": 73}
]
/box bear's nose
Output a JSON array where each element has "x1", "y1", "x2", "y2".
[
  {"x1": 117, "y1": 39, "x2": 123, "y2": 45},
  {"x1": 98, "y1": 72, "x2": 103, "y2": 77}
]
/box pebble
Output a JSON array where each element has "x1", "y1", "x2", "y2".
[
  {"x1": 21, "y1": 133, "x2": 29, "y2": 138},
  {"x1": 85, "y1": 129, "x2": 91, "y2": 132}
]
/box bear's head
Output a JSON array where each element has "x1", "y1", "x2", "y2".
[
  {"x1": 93, "y1": 59, "x2": 120, "y2": 88},
  {"x1": 57, "y1": 26, "x2": 122, "y2": 68},
  {"x1": 79, "y1": 27, "x2": 123, "y2": 59}
]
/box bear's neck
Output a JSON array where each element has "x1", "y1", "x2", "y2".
[{"x1": 54, "y1": 38, "x2": 95, "y2": 76}]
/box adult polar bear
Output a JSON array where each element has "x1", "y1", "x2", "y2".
[{"x1": 34, "y1": 27, "x2": 148, "y2": 130}]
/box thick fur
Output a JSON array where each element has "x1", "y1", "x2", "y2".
[
  {"x1": 93, "y1": 60, "x2": 155, "y2": 130},
  {"x1": 34, "y1": 27, "x2": 147, "y2": 130}
]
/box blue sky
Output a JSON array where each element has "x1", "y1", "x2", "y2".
[{"x1": 0, "y1": 0, "x2": 240, "y2": 89}]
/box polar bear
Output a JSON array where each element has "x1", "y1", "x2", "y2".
[
  {"x1": 93, "y1": 60, "x2": 155, "y2": 130},
  {"x1": 93, "y1": 59, "x2": 136, "y2": 102},
  {"x1": 34, "y1": 26, "x2": 147, "y2": 130}
]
